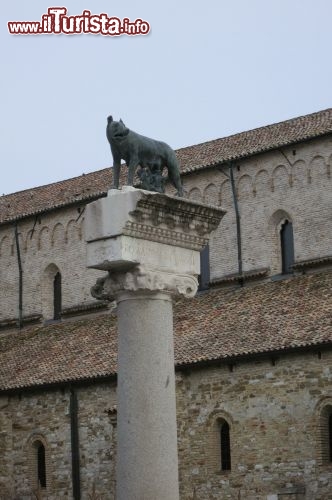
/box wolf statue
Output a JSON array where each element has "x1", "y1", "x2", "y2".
[{"x1": 106, "y1": 116, "x2": 184, "y2": 196}]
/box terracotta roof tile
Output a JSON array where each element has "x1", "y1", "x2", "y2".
[
  {"x1": 1, "y1": 108, "x2": 332, "y2": 226},
  {"x1": 0, "y1": 168, "x2": 112, "y2": 226},
  {"x1": 178, "y1": 107, "x2": 332, "y2": 174},
  {"x1": 1, "y1": 271, "x2": 331, "y2": 391}
]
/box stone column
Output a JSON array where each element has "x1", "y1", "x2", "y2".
[
  {"x1": 85, "y1": 187, "x2": 225, "y2": 500},
  {"x1": 117, "y1": 289, "x2": 178, "y2": 500}
]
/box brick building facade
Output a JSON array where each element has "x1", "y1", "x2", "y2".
[{"x1": 0, "y1": 108, "x2": 332, "y2": 499}]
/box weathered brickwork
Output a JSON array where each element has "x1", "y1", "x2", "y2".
[
  {"x1": 176, "y1": 351, "x2": 332, "y2": 499},
  {"x1": 184, "y1": 136, "x2": 332, "y2": 279},
  {"x1": 1, "y1": 135, "x2": 331, "y2": 323},
  {"x1": 78, "y1": 383, "x2": 117, "y2": 497},
  {"x1": 1, "y1": 352, "x2": 331, "y2": 499},
  {"x1": 0, "y1": 390, "x2": 72, "y2": 499},
  {"x1": 1, "y1": 114, "x2": 332, "y2": 499},
  {"x1": 0, "y1": 384, "x2": 117, "y2": 500},
  {"x1": 0, "y1": 206, "x2": 105, "y2": 322}
]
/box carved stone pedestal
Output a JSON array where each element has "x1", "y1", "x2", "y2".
[{"x1": 85, "y1": 187, "x2": 225, "y2": 500}]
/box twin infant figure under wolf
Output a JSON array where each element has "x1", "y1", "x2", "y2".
[{"x1": 106, "y1": 116, "x2": 184, "y2": 197}]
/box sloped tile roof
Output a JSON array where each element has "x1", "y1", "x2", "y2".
[
  {"x1": 1, "y1": 108, "x2": 332, "y2": 226},
  {"x1": 0, "y1": 168, "x2": 112, "y2": 226},
  {"x1": 174, "y1": 271, "x2": 332, "y2": 366},
  {"x1": 178, "y1": 107, "x2": 332, "y2": 174},
  {"x1": 1, "y1": 271, "x2": 331, "y2": 391}
]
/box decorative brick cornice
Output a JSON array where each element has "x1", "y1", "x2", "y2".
[
  {"x1": 0, "y1": 314, "x2": 42, "y2": 330},
  {"x1": 61, "y1": 301, "x2": 109, "y2": 317},
  {"x1": 210, "y1": 267, "x2": 269, "y2": 286},
  {"x1": 292, "y1": 255, "x2": 332, "y2": 271}
]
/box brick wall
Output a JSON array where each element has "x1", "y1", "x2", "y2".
[
  {"x1": 182, "y1": 135, "x2": 332, "y2": 279},
  {"x1": 176, "y1": 350, "x2": 332, "y2": 499},
  {"x1": 0, "y1": 135, "x2": 331, "y2": 323},
  {"x1": 0, "y1": 390, "x2": 72, "y2": 499},
  {"x1": 1, "y1": 350, "x2": 332, "y2": 499},
  {"x1": 0, "y1": 206, "x2": 105, "y2": 322}
]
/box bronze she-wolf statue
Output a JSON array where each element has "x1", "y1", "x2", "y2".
[{"x1": 106, "y1": 116, "x2": 184, "y2": 196}]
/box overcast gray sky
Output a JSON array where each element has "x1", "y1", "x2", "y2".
[{"x1": 1, "y1": 0, "x2": 332, "y2": 195}]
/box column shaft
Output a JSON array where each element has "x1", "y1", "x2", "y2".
[{"x1": 116, "y1": 291, "x2": 179, "y2": 500}]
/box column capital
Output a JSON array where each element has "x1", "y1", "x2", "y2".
[
  {"x1": 86, "y1": 187, "x2": 225, "y2": 301},
  {"x1": 91, "y1": 265, "x2": 198, "y2": 302}
]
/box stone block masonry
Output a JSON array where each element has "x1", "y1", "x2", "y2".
[{"x1": 1, "y1": 350, "x2": 332, "y2": 499}]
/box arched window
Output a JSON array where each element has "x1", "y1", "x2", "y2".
[
  {"x1": 268, "y1": 210, "x2": 295, "y2": 275},
  {"x1": 27, "y1": 434, "x2": 50, "y2": 491},
  {"x1": 53, "y1": 271, "x2": 62, "y2": 320},
  {"x1": 36, "y1": 441, "x2": 47, "y2": 488},
  {"x1": 206, "y1": 411, "x2": 233, "y2": 473},
  {"x1": 220, "y1": 420, "x2": 231, "y2": 471},
  {"x1": 280, "y1": 219, "x2": 294, "y2": 274},
  {"x1": 41, "y1": 264, "x2": 62, "y2": 321},
  {"x1": 318, "y1": 403, "x2": 332, "y2": 464}
]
